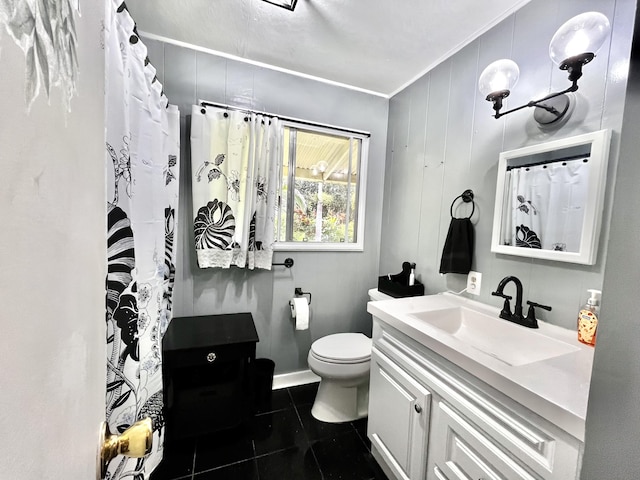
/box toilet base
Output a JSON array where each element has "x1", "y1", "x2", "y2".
[{"x1": 311, "y1": 378, "x2": 369, "y2": 423}]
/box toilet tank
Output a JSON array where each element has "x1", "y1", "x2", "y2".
[{"x1": 368, "y1": 288, "x2": 393, "y2": 302}]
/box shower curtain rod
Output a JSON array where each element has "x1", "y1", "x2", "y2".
[
  {"x1": 506, "y1": 152, "x2": 591, "y2": 171},
  {"x1": 199, "y1": 100, "x2": 371, "y2": 137}
]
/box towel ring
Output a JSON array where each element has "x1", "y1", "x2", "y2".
[{"x1": 450, "y1": 189, "x2": 475, "y2": 219}]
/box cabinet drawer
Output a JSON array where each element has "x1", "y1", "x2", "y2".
[
  {"x1": 428, "y1": 398, "x2": 539, "y2": 480},
  {"x1": 165, "y1": 343, "x2": 254, "y2": 368}
]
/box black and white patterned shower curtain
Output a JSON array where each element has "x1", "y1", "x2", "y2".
[{"x1": 105, "y1": 1, "x2": 180, "y2": 478}]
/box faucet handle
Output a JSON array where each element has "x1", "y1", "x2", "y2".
[
  {"x1": 500, "y1": 298, "x2": 512, "y2": 319},
  {"x1": 524, "y1": 301, "x2": 552, "y2": 328},
  {"x1": 491, "y1": 291, "x2": 513, "y2": 320},
  {"x1": 526, "y1": 301, "x2": 552, "y2": 311},
  {"x1": 491, "y1": 291, "x2": 512, "y2": 300}
]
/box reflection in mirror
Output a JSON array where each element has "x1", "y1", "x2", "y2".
[
  {"x1": 492, "y1": 130, "x2": 611, "y2": 265},
  {"x1": 501, "y1": 144, "x2": 591, "y2": 253}
]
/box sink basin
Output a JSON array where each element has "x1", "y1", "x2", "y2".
[{"x1": 409, "y1": 306, "x2": 579, "y2": 366}]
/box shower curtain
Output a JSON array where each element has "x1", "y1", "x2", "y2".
[
  {"x1": 506, "y1": 158, "x2": 590, "y2": 252},
  {"x1": 190, "y1": 105, "x2": 281, "y2": 269},
  {"x1": 105, "y1": 1, "x2": 180, "y2": 478}
]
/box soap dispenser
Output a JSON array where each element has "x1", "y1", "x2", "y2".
[
  {"x1": 577, "y1": 289, "x2": 601, "y2": 346},
  {"x1": 408, "y1": 263, "x2": 416, "y2": 286}
]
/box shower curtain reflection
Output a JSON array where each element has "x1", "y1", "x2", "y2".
[{"x1": 503, "y1": 158, "x2": 590, "y2": 252}]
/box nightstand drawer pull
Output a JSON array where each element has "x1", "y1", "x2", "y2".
[{"x1": 206, "y1": 352, "x2": 217, "y2": 363}]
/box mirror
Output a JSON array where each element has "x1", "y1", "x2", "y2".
[{"x1": 491, "y1": 129, "x2": 611, "y2": 265}]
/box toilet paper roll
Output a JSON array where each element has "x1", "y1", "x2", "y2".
[{"x1": 290, "y1": 297, "x2": 309, "y2": 330}]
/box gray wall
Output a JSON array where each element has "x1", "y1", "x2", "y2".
[
  {"x1": 144, "y1": 40, "x2": 389, "y2": 373},
  {"x1": 380, "y1": 0, "x2": 636, "y2": 330},
  {"x1": 581, "y1": 13, "x2": 640, "y2": 478}
]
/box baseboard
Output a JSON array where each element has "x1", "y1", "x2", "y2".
[{"x1": 272, "y1": 369, "x2": 320, "y2": 390}]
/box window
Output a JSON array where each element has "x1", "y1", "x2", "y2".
[{"x1": 275, "y1": 122, "x2": 369, "y2": 251}]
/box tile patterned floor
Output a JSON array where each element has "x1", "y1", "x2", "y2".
[{"x1": 151, "y1": 383, "x2": 389, "y2": 480}]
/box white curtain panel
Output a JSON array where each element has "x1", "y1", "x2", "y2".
[
  {"x1": 510, "y1": 158, "x2": 590, "y2": 252},
  {"x1": 105, "y1": 1, "x2": 180, "y2": 478},
  {"x1": 501, "y1": 170, "x2": 513, "y2": 245},
  {"x1": 190, "y1": 106, "x2": 281, "y2": 269}
]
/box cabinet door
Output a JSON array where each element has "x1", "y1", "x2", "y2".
[
  {"x1": 368, "y1": 349, "x2": 431, "y2": 480},
  {"x1": 427, "y1": 399, "x2": 538, "y2": 480}
]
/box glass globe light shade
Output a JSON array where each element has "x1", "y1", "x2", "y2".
[
  {"x1": 549, "y1": 12, "x2": 611, "y2": 66},
  {"x1": 478, "y1": 59, "x2": 520, "y2": 98}
]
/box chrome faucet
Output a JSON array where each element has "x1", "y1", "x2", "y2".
[{"x1": 491, "y1": 276, "x2": 551, "y2": 328}]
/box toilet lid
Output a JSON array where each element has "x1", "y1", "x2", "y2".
[{"x1": 310, "y1": 333, "x2": 372, "y2": 364}]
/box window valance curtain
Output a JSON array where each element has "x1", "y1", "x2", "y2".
[{"x1": 190, "y1": 105, "x2": 281, "y2": 269}]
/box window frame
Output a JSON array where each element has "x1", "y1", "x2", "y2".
[{"x1": 274, "y1": 120, "x2": 370, "y2": 252}]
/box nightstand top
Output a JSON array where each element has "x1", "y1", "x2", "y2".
[{"x1": 163, "y1": 313, "x2": 259, "y2": 351}]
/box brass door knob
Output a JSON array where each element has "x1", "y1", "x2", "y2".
[{"x1": 98, "y1": 418, "x2": 153, "y2": 479}]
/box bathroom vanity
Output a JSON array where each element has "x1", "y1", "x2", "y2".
[{"x1": 367, "y1": 294, "x2": 593, "y2": 480}]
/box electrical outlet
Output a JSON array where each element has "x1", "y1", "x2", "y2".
[{"x1": 467, "y1": 271, "x2": 482, "y2": 296}]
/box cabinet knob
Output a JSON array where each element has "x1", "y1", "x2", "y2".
[
  {"x1": 206, "y1": 352, "x2": 217, "y2": 363},
  {"x1": 414, "y1": 404, "x2": 422, "y2": 414}
]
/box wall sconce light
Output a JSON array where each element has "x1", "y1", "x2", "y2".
[
  {"x1": 262, "y1": 0, "x2": 298, "y2": 11},
  {"x1": 479, "y1": 12, "x2": 611, "y2": 123}
]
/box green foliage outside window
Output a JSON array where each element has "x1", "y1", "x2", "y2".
[{"x1": 288, "y1": 180, "x2": 356, "y2": 243}]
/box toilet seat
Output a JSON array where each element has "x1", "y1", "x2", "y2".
[{"x1": 310, "y1": 333, "x2": 371, "y2": 364}]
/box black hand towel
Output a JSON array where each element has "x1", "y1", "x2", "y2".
[{"x1": 439, "y1": 217, "x2": 474, "y2": 274}]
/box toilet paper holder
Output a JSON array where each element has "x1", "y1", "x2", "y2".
[{"x1": 291, "y1": 287, "x2": 312, "y2": 306}]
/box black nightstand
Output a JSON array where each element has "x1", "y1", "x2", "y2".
[{"x1": 162, "y1": 313, "x2": 259, "y2": 439}]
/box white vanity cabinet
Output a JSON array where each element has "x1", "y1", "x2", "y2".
[{"x1": 368, "y1": 319, "x2": 584, "y2": 480}]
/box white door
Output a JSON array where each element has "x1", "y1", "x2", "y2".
[{"x1": 0, "y1": 1, "x2": 107, "y2": 478}]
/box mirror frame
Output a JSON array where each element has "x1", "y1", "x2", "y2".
[{"x1": 491, "y1": 129, "x2": 611, "y2": 265}]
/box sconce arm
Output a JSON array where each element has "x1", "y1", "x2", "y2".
[{"x1": 493, "y1": 81, "x2": 579, "y2": 119}]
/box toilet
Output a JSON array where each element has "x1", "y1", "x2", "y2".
[{"x1": 307, "y1": 288, "x2": 393, "y2": 423}]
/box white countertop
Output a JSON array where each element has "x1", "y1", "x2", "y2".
[{"x1": 367, "y1": 293, "x2": 594, "y2": 441}]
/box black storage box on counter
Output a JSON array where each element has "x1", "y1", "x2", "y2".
[
  {"x1": 378, "y1": 275, "x2": 424, "y2": 298},
  {"x1": 377, "y1": 260, "x2": 425, "y2": 298}
]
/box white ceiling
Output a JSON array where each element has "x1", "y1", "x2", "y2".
[{"x1": 125, "y1": 0, "x2": 532, "y2": 97}]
